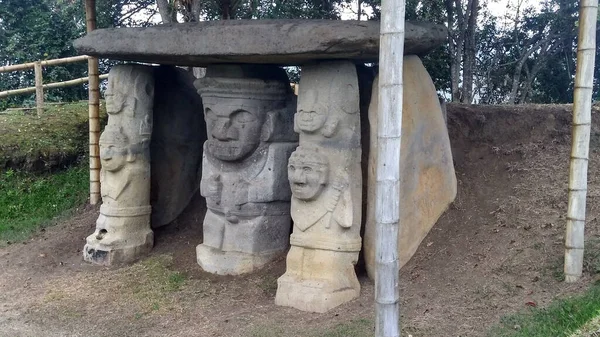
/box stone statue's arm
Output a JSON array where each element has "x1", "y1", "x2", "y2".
[
  {"x1": 332, "y1": 188, "x2": 353, "y2": 228},
  {"x1": 200, "y1": 174, "x2": 221, "y2": 200}
]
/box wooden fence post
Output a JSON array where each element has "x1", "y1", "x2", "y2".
[
  {"x1": 565, "y1": 0, "x2": 599, "y2": 283},
  {"x1": 34, "y1": 61, "x2": 43, "y2": 115},
  {"x1": 86, "y1": 0, "x2": 101, "y2": 205}
]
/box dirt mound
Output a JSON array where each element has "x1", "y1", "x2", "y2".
[{"x1": 1, "y1": 103, "x2": 600, "y2": 337}]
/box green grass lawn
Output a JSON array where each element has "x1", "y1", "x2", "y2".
[
  {"x1": 0, "y1": 101, "x2": 106, "y2": 171},
  {"x1": 488, "y1": 282, "x2": 600, "y2": 337},
  {"x1": 0, "y1": 163, "x2": 89, "y2": 243},
  {"x1": 0, "y1": 101, "x2": 104, "y2": 243}
]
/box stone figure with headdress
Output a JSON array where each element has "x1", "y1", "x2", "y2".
[{"x1": 194, "y1": 64, "x2": 298, "y2": 275}]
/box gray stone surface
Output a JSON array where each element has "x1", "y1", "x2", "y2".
[
  {"x1": 73, "y1": 20, "x2": 446, "y2": 66},
  {"x1": 84, "y1": 65, "x2": 155, "y2": 265},
  {"x1": 150, "y1": 66, "x2": 206, "y2": 228},
  {"x1": 195, "y1": 64, "x2": 298, "y2": 275},
  {"x1": 275, "y1": 61, "x2": 362, "y2": 313}
]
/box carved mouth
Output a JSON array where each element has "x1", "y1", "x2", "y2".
[{"x1": 292, "y1": 183, "x2": 308, "y2": 193}]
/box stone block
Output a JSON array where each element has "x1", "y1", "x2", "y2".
[
  {"x1": 73, "y1": 20, "x2": 447, "y2": 66},
  {"x1": 150, "y1": 66, "x2": 206, "y2": 228},
  {"x1": 363, "y1": 55, "x2": 457, "y2": 279}
]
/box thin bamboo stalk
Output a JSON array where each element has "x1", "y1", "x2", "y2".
[
  {"x1": 34, "y1": 61, "x2": 44, "y2": 116},
  {"x1": 0, "y1": 55, "x2": 90, "y2": 73},
  {"x1": 375, "y1": 0, "x2": 405, "y2": 335},
  {"x1": 85, "y1": 0, "x2": 101, "y2": 205},
  {"x1": 0, "y1": 74, "x2": 108, "y2": 98},
  {"x1": 565, "y1": 0, "x2": 598, "y2": 283}
]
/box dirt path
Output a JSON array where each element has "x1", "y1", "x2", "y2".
[{"x1": 1, "y1": 104, "x2": 599, "y2": 337}]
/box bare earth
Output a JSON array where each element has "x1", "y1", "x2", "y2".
[{"x1": 1, "y1": 103, "x2": 600, "y2": 337}]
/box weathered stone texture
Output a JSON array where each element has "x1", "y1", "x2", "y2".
[
  {"x1": 73, "y1": 20, "x2": 446, "y2": 66},
  {"x1": 363, "y1": 55, "x2": 457, "y2": 279},
  {"x1": 150, "y1": 66, "x2": 206, "y2": 228},
  {"x1": 195, "y1": 64, "x2": 298, "y2": 275},
  {"x1": 276, "y1": 61, "x2": 362, "y2": 313},
  {"x1": 83, "y1": 65, "x2": 155, "y2": 265}
]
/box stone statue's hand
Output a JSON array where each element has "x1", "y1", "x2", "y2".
[
  {"x1": 322, "y1": 119, "x2": 339, "y2": 138},
  {"x1": 202, "y1": 174, "x2": 221, "y2": 198}
]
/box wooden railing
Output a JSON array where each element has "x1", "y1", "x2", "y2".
[{"x1": 0, "y1": 55, "x2": 107, "y2": 115}]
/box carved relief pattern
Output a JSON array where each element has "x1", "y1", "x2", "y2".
[
  {"x1": 83, "y1": 65, "x2": 155, "y2": 265},
  {"x1": 275, "y1": 61, "x2": 363, "y2": 313},
  {"x1": 195, "y1": 65, "x2": 298, "y2": 275}
]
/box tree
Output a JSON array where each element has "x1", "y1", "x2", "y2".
[{"x1": 0, "y1": 0, "x2": 157, "y2": 110}]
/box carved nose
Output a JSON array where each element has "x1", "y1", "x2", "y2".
[
  {"x1": 212, "y1": 120, "x2": 231, "y2": 141},
  {"x1": 292, "y1": 169, "x2": 306, "y2": 183}
]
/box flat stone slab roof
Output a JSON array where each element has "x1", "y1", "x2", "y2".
[{"x1": 73, "y1": 20, "x2": 446, "y2": 66}]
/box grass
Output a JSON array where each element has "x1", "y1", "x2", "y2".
[
  {"x1": 0, "y1": 101, "x2": 106, "y2": 171},
  {"x1": 0, "y1": 163, "x2": 89, "y2": 243},
  {"x1": 488, "y1": 283, "x2": 600, "y2": 337},
  {"x1": 570, "y1": 315, "x2": 600, "y2": 337},
  {"x1": 121, "y1": 255, "x2": 189, "y2": 318},
  {"x1": 0, "y1": 101, "x2": 103, "y2": 243}
]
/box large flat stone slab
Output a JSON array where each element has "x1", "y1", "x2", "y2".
[
  {"x1": 363, "y1": 56, "x2": 457, "y2": 279},
  {"x1": 73, "y1": 20, "x2": 446, "y2": 66}
]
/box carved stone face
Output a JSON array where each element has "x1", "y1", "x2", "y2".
[
  {"x1": 104, "y1": 76, "x2": 128, "y2": 114},
  {"x1": 295, "y1": 109, "x2": 327, "y2": 133},
  {"x1": 100, "y1": 144, "x2": 129, "y2": 172},
  {"x1": 288, "y1": 151, "x2": 328, "y2": 201},
  {"x1": 204, "y1": 102, "x2": 265, "y2": 161},
  {"x1": 99, "y1": 127, "x2": 130, "y2": 172}
]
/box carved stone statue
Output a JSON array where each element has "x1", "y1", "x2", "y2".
[
  {"x1": 195, "y1": 65, "x2": 298, "y2": 275},
  {"x1": 275, "y1": 61, "x2": 362, "y2": 313},
  {"x1": 83, "y1": 64, "x2": 155, "y2": 265}
]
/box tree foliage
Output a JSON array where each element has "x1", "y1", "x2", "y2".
[
  {"x1": 0, "y1": 0, "x2": 156, "y2": 109},
  {"x1": 0, "y1": 0, "x2": 597, "y2": 107}
]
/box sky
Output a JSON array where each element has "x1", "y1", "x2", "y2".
[{"x1": 340, "y1": 0, "x2": 542, "y2": 21}]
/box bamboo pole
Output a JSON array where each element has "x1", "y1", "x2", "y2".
[
  {"x1": 375, "y1": 0, "x2": 405, "y2": 335},
  {"x1": 34, "y1": 61, "x2": 44, "y2": 116},
  {"x1": 565, "y1": 0, "x2": 599, "y2": 283},
  {"x1": 0, "y1": 74, "x2": 108, "y2": 99},
  {"x1": 85, "y1": 0, "x2": 101, "y2": 205},
  {"x1": 0, "y1": 55, "x2": 90, "y2": 73}
]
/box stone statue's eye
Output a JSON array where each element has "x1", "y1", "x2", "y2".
[
  {"x1": 303, "y1": 166, "x2": 312, "y2": 173},
  {"x1": 289, "y1": 165, "x2": 295, "y2": 171},
  {"x1": 204, "y1": 108, "x2": 217, "y2": 121},
  {"x1": 231, "y1": 110, "x2": 256, "y2": 124}
]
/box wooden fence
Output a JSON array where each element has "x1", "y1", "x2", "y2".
[{"x1": 0, "y1": 55, "x2": 107, "y2": 115}]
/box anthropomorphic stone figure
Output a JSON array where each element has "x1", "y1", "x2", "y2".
[
  {"x1": 194, "y1": 65, "x2": 298, "y2": 275},
  {"x1": 275, "y1": 61, "x2": 362, "y2": 313},
  {"x1": 83, "y1": 64, "x2": 155, "y2": 265}
]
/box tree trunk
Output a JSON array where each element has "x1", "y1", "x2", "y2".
[
  {"x1": 446, "y1": 0, "x2": 465, "y2": 102},
  {"x1": 156, "y1": 0, "x2": 176, "y2": 23},
  {"x1": 462, "y1": 0, "x2": 478, "y2": 104},
  {"x1": 565, "y1": 0, "x2": 598, "y2": 283},
  {"x1": 375, "y1": 0, "x2": 405, "y2": 335},
  {"x1": 507, "y1": 38, "x2": 552, "y2": 104}
]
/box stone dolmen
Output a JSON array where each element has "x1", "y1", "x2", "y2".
[{"x1": 75, "y1": 19, "x2": 456, "y2": 312}]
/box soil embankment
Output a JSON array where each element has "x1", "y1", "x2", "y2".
[{"x1": 1, "y1": 103, "x2": 600, "y2": 336}]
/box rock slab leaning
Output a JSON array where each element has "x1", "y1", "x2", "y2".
[{"x1": 363, "y1": 55, "x2": 457, "y2": 279}]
